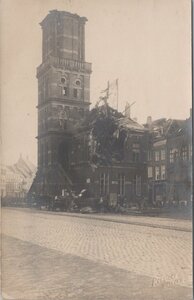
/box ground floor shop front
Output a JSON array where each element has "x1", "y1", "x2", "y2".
[
  {"x1": 72, "y1": 163, "x2": 148, "y2": 209},
  {"x1": 148, "y1": 180, "x2": 192, "y2": 207}
]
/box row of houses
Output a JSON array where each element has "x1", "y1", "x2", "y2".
[
  {"x1": 146, "y1": 113, "x2": 192, "y2": 206},
  {"x1": 0, "y1": 155, "x2": 36, "y2": 201},
  {"x1": 30, "y1": 10, "x2": 192, "y2": 209},
  {"x1": 46, "y1": 105, "x2": 191, "y2": 208}
]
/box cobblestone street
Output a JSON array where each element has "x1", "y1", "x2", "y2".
[{"x1": 1, "y1": 208, "x2": 192, "y2": 299}]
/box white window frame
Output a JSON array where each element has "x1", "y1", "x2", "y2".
[
  {"x1": 155, "y1": 151, "x2": 160, "y2": 161},
  {"x1": 161, "y1": 165, "x2": 166, "y2": 180},
  {"x1": 118, "y1": 174, "x2": 125, "y2": 196},
  {"x1": 169, "y1": 148, "x2": 178, "y2": 163},
  {"x1": 161, "y1": 149, "x2": 166, "y2": 161},
  {"x1": 181, "y1": 146, "x2": 187, "y2": 161},
  {"x1": 148, "y1": 166, "x2": 153, "y2": 178},
  {"x1": 155, "y1": 166, "x2": 160, "y2": 180},
  {"x1": 100, "y1": 173, "x2": 109, "y2": 196},
  {"x1": 147, "y1": 151, "x2": 152, "y2": 161}
]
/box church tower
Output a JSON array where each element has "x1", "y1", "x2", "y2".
[{"x1": 34, "y1": 10, "x2": 92, "y2": 196}]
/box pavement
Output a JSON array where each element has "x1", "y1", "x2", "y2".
[
  {"x1": 1, "y1": 208, "x2": 193, "y2": 300},
  {"x1": 5, "y1": 207, "x2": 192, "y2": 231}
]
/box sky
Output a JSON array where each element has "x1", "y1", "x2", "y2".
[{"x1": 0, "y1": 0, "x2": 192, "y2": 165}]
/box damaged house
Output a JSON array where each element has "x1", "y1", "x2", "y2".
[{"x1": 66, "y1": 105, "x2": 149, "y2": 207}]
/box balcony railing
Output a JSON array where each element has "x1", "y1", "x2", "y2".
[{"x1": 37, "y1": 56, "x2": 92, "y2": 76}]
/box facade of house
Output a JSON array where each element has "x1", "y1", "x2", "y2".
[
  {"x1": 166, "y1": 117, "x2": 192, "y2": 206},
  {"x1": 146, "y1": 114, "x2": 192, "y2": 206},
  {"x1": 146, "y1": 118, "x2": 168, "y2": 206},
  {"x1": 67, "y1": 108, "x2": 149, "y2": 207}
]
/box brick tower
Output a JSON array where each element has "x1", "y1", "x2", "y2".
[{"x1": 31, "y1": 10, "x2": 92, "y2": 196}]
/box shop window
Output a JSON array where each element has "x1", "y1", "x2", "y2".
[
  {"x1": 100, "y1": 173, "x2": 109, "y2": 196},
  {"x1": 118, "y1": 174, "x2": 125, "y2": 196},
  {"x1": 135, "y1": 175, "x2": 141, "y2": 196}
]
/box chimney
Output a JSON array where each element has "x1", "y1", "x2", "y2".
[{"x1": 147, "y1": 116, "x2": 152, "y2": 128}]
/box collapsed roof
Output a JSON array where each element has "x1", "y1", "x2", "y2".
[{"x1": 72, "y1": 104, "x2": 147, "y2": 165}]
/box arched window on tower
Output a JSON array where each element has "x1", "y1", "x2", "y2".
[
  {"x1": 62, "y1": 86, "x2": 68, "y2": 96},
  {"x1": 61, "y1": 77, "x2": 68, "y2": 97},
  {"x1": 73, "y1": 88, "x2": 78, "y2": 98}
]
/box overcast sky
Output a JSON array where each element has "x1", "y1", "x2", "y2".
[{"x1": 1, "y1": 0, "x2": 192, "y2": 165}]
